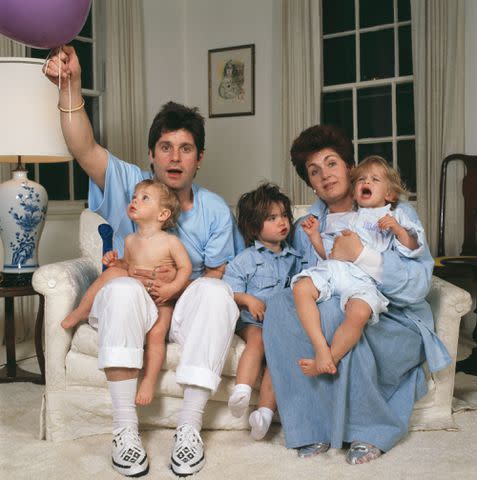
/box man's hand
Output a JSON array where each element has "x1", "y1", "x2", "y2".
[
  {"x1": 129, "y1": 265, "x2": 179, "y2": 304},
  {"x1": 329, "y1": 230, "x2": 364, "y2": 262},
  {"x1": 43, "y1": 45, "x2": 81, "y2": 89}
]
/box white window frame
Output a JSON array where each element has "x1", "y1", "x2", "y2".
[{"x1": 322, "y1": 0, "x2": 415, "y2": 197}]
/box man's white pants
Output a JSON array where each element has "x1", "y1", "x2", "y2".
[{"x1": 90, "y1": 276, "x2": 239, "y2": 393}]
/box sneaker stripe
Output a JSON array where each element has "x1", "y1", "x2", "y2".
[
  {"x1": 112, "y1": 458, "x2": 131, "y2": 469},
  {"x1": 112, "y1": 453, "x2": 147, "y2": 469},
  {"x1": 189, "y1": 454, "x2": 205, "y2": 468}
]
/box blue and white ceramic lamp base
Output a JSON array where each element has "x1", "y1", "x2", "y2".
[{"x1": 0, "y1": 170, "x2": 47, "y2": 273}]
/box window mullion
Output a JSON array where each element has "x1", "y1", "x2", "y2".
[
  {"x1": 353, "y1": 87, "x2": 358, "y2": 163},
  {"x1": 392, "y1": 81, "x2": 397, "y2": 169},
  {"x1": 68, "y1": 160, "x2": 75, "y2": 201},
  {"x1": 355, "y1": 0, "x2": 360, "y2": 83}
]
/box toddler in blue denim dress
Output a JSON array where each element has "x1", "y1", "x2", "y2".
[
  {"x1": 222, "y1": 183, "x2": 303, "y2": 440},
  {"x1": 292, "y1": 156, "x2": 425, "y2": 377}
]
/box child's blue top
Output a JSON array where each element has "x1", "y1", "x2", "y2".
[{"x1": 223, "y1": 240, "x2": 304, "y2": 324}]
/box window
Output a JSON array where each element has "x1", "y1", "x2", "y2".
[
  {"x1": 27, "y1": 1, "x2": 104, "y2": 202},
  {"x1": 321, "y1": 0, "x2": 416, "y2": 196}
]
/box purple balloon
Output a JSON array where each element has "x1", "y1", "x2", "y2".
[{"x1": 0, "y1": 0, "x2": 92, "y2": 49}]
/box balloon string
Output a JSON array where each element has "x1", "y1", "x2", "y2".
[
  {"x1": 68, "y1": 74, "x2": 72, "y2": 123},
  {"x1": 44, "y1": 46, "x2": 72, "y2": 122}
]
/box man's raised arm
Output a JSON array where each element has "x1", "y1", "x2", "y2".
[{"x1": 44, "y1": 45, "x2": 108, "y2": 190}]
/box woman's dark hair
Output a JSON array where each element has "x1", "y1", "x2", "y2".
[
  {"x1": 148, "y1": 101, "x2": 205, "y2": 157},
  {"x1": 290, "y1": 124, "x2": 354, "y2": 186},
  {"x1": 237, "y1": 182, "x2": 293, "y2": 247}
]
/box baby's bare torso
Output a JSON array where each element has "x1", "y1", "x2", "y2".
[{"x1": 126, "y1": 231, "x2": 175, "y2": 270}]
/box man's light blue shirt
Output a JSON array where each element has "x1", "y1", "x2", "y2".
[{"x1": 88, "y1": 152, "x2": 244, "y2": 279}]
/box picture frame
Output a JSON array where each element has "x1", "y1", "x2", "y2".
[{"x1": 208, "y1": 44, "x2": 255, "y2": 118}]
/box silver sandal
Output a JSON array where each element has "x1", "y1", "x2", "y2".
[
  {"x1": 297, "y1": 442, "x2": 330, "y2": 458},
  {"x1": 346, "y1": 441, "x2": 382, "y2": 465}
]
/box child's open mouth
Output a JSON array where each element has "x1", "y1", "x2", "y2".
[{"x1": 361, "y1": 186, "x2": 372, "y2": 199}]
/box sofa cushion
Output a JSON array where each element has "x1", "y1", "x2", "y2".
[{"x1": 70, "y1": 323, "x2": 246, "y2": 378}]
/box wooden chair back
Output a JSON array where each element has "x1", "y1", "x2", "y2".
[{"x1": 438, "y1": 154, "x2": 477, "y2": 257}]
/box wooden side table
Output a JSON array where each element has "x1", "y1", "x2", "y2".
[{"x1": 0, "y1": 272, "x2": 45, "y2": 384}]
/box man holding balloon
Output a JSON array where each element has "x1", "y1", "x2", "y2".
[{"x1": 43, "y1": 45, "x2": 243, "y2": 478}]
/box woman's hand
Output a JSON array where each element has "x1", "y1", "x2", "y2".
[{"x1": 329, "y1": 230, "x2": 364, "y2": 262}]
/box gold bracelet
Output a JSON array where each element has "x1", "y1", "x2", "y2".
[{"x1": 57, "y1": 98, "x2": 85, "y2": 113}]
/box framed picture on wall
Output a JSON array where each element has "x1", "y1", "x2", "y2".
[{"x1": 208, "y1": 44, "x2": 255, "y2": 118}]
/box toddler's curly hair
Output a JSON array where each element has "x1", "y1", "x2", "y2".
[{"x1": 134, "y1": 179, "x2": 181, "y2": 229}]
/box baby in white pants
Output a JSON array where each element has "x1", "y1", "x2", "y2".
[{"x1": 292, "y1": 155, "x2": 425, "y2": 376}]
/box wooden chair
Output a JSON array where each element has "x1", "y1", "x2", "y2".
[{"x1": 433, "y1": 154, "x2": 477, "y2": 375}]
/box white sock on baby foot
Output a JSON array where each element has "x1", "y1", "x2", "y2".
[
  {"x1": 249, "y1": 407, "x2": 274, "y2": 440},
  {"x1": 228, "y1": 384, "x2": 252, "y2": 418}
]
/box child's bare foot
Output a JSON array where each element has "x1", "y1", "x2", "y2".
[
  {"x1": 135, "y1": 378, "x2": 156, "y2": 405},
  {"x1": 299, "y1": 354, "x2": 337, "y2": 376},
  {"x1": 61, "y1": 309, "x2": 85, "y2": 329}
]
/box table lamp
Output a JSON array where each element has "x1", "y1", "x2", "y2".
[{"x1": 0, "y1": 58, "x2": 72, "y2": 276}]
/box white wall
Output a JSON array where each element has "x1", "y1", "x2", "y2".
[
  {"x1": 143, "y1": 0, "x2": 282, "y2": 206},
  {"x1": 465, "y1": 0, "x2": 477, "y2": 154},
  {"x1": 143, "y1": 0, "x2": 186, "y2": 126}
]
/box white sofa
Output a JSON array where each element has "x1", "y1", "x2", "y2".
[{"x1": 33, "y1": 208, "x2": 473, "y2": 442}]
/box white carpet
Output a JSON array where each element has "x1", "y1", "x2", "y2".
[
  {"x1": 2, "y1": 330, "x2": 477, "y2": 480},
  {"x1": 1, "y1": 371, "x2": 477, "y2": 480}
]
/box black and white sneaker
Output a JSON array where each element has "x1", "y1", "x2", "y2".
[
  {"x1": 170, "y1": 424, "x2": 205, "y2": 477},
  {"x1": 111, "y1": 426, "x2": 149, "y2": 477}
]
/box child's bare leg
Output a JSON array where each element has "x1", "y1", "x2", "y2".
[
  {"x1": 229, "y1": 326, "x2": 264, "y2": 418},
  {"x1": 136, "y1": 305, "x2": 173, "y2": 406},
  {"x1": 61, "y1": 266, "x2": 128, "y2": 329},
  {"x1": 293, "y1": 278, "x2": 336, "y2": 376},
  {"x1": 249, "y1": 367, "x2": 276, "y2": 440},
  {"x1": 330, "y1": 298, "x2": 372, "y2": 365}
]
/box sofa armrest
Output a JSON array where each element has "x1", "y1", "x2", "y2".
[
  {"x1": 32, "y1": 257, "x2": 99, "y2": 390},
  {"x1": 427, "y1": 275, "x2": 473, "y2": 358},
  {"x1": 425, "y1": 275, "x2": 473, "y2": 408}
]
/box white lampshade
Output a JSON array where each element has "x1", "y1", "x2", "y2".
[
  {"x1": 0, "y1": 58, "x2": 72, "y2": 163},
  {"x1": 0, "y1": 58, "x2": 72, "y2": 274}
]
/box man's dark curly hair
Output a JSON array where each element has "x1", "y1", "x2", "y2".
[
  {"x1": 290, "y1": 124, "x2": 354, "y2": 187},
  {"x1": 236, "y1": 182, "x2": 293, "y2": 247},
  {"x1": 148, "y1": 101, "x2": 205, "y2": 157}
]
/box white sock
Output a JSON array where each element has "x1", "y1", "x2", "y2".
[
  {"x1": 249, "y1": 407, "x2": 274, "y2": 440},
  {"x1": 108, "y1": 378, "x2": 138, "y2": 432},
  {"x1": 177, "y1": 386, "x2": 210, "y2": 433},
  {"x1": 228, "y1": 384, "x2": 252, "y2": 418}
]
